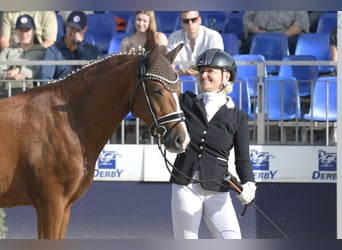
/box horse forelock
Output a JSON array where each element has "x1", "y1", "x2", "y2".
[{"x1": 146, "y1": 54, "x2": 180, "y2": 92}]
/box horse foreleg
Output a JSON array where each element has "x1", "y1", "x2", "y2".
[
  {"x1": 35, "y1": 200, "x2": 68, "y2": 239},
  {"x1": 58, "y1": 205, "x2": 71, "y2": 239}
]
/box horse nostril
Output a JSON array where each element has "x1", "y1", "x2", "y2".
[
  {"x1": 175, "y1": 133, "x2": 189, "y2": 149},
  {"x1": 175, "y1": 134, "x2": 183, "y2": 145}
]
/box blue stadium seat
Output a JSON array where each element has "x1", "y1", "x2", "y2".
[
  {"x1": 316, "y1": 12, "x2": 337, "y2": 34},
  {"x1": 249, "y1": 33, "x2": 289, "y2": 75},
  {"x1": 222, "y1": 12, "x2": 244, "y2": 38},
  {"x1": 303, "y1": 77, "x2": 337, "y2": 121},
  {"x1": 56, "y1": 13, "x2": 65, "y2": 40},
  {"x1": 229, "y1": 76, "x2": 252, "y2": 118},
  {"x1": 278, "y1": 55, "x2": 319, "y2": 97},
  {"x1": 295, "y1": 33, "x2": 334, "y2": 75},
  {"x1": 84, "y1": 32, "x2": 96, "y2": 45},
  {"x1": 86, "y1": 13, "x2": 117, "y2": 54},
  {"x1": 263, "y1": 76, "x2": 301, "y2": 120},
  {"x1": 107, "y1": 33, "x2": 127, "y2": 54},
  {"x1": 221, "y1": 33, "x2": 240, "y2": 55},
  {"x1": 233, "y1": 54, "x2": 267, "y2": 97},
  {"x1": 180, "y1": 75, "x2": 197, "y2": 94},
  {"x1": 155, "y1": 11, "x2": 179, "y2": 33},
  {"x1": 105, "y1": 11, "x2": 134, "y2": 23},
  {"x1": 104, "y1": 11, "x2": 134, "y2": 33},
  {"x1": 200, "y1": 11, "x2": 230, "y2": 32}
]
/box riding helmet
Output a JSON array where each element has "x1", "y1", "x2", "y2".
[{"x1": 195, "y1": 48, "x2": 236, "y2": 82}]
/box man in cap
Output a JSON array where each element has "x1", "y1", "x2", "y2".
[
  {"x1": 0, "y1": 14, "x2": 45, "y2": 97},
  {"x1": 38, "y1": 11, "x2": 102, "y2": 83},
  {"x1": 0, "y1": 11, "x2": 57, "y2": 49}
]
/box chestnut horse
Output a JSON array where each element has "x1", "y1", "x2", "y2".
[{"x1": 0, "y1": 44, "x2": 190, "y2": 239}]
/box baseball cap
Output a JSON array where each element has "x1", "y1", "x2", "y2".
[
  {"x1": 66, "y1": 11, "x2": 87, "y2": 30},
  {"x1": 15, "y1": 14, "x2": 36, "y2": 30}
]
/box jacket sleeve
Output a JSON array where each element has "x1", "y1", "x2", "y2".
[
  {"x1": 0, "y1": 48, "x2": 10, "y2": 79},
  {"x1": 77, "y1": 41, "x2": 102, "y2": 60},
  {"x1": 233, "y1": 111, "x2": 255, "y2": 184},
  {"x1": 38, "y1": 47, "x2": 57, "y2": 83}
]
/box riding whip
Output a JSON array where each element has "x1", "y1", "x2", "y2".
[{"x1": 225, "y1": 171, "x2": 289, "y2": 239}]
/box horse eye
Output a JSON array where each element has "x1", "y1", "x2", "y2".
[{"x1": 149, "y1": 88, "x2": 163, "y2": 96}]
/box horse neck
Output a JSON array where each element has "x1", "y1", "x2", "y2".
[{"x1": 60, "y1": 55, "x2": 140, "y2": 152}]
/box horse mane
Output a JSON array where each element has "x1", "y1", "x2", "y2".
[
  {"x1": 48, "y1": 51, "x2": 144, "y2": 84},
  {"x1": 43, "y1": 51, "x2": 145, "y2": 98}
]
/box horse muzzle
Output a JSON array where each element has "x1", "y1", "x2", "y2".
[{"x1": 150, "y1": 111, "x2": 190, "y2": 153}]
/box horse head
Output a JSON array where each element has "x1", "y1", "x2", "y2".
[{"x1": 131, "y1": 43, "x2": 190, "y2": 153}]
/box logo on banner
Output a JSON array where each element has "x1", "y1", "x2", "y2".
[
  {"x1": 250, "y1": 149, "x2": 274, "y2": 170},
  {"x1": 318, "y1": 149, "x2": 336, "y2": 171},
  {"x1": 98, "y1": 150, "x2": 120, "y2": 169},
  {"x1": 95, "y1": 149, "x2": 124, "y2": 179},
  {"x1": 312, "y1": 149, "x2": 337, "y2": 180},
  {"x1": 250, "y1": 149, "x2": 277, "y2": 180}
]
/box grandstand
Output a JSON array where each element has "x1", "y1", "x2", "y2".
[{"x1": 49, "y1": 11, "x2": 339, "y2": 146}]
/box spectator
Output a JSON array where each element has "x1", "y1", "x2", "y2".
[
  {"x1": 329, "y1": 27, "x2": 337, "y2": 74},
  {"x1": 241, "y1": 11, "x2": 310, "y2": 54},
  {"x1": 0, "y1": 14, "x2": 45, "y2": 97},
  {"x1": 170, "y1": 48, "x2": 256, "y2": 239},
  {"x1": 120, "y1": 11, "x2": 168, "y2": 54},
  {"x1": 38, "y1": 11, "x2": 102, "y2": 83},
  {"x1": 166, "y1": 11, "x2": 224, "y2": 76},
  {"x1": 0, "y1": 11, "x2": 57, "y2": 49}
]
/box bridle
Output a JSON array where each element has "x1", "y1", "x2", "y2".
[{"x1": 130, "y1": 50, "x2": 186, "y2": 138}]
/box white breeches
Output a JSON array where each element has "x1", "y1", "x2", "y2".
[{"x1": 171, "y1": 176, "x2": 242, "y2": 239}]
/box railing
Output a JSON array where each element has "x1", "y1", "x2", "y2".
[{"x1": 0, "y1": 59, "x2": 337, "y2": 146}]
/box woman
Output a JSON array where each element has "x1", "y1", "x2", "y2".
[
  {"x1": 120, "y1": 11, "x2": 168, "y2": 53},
  {"x1": 170, "y1": 48, "x2": 256, "y2": 239},
  {"x1": 0, "y1": 14, "x2": 45, "y2": 97}
]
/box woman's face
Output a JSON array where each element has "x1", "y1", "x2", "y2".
[
  {"x1": 198, "y1": 66, "x2": 230, "y2": 92},
  {"x1": 135, "y1": 13, "x2": 150, "y2": 33},
  {"x1": 16, "y1": 27, "x2": 34, "y2": 46}
]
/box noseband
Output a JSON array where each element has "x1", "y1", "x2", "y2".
[{"x1": 130, "y1": 51, "x2": 185, "y2": 137}]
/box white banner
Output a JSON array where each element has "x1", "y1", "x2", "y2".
[
  {"x1": 94, "y1": 144, "x2": 143, "y2": 181},
  {"x1": 94, "y1": 145, "x2": 337, "y2": 183},
  {"x1": 248, "y1": 145, "x2": 336, "y2": 183}
]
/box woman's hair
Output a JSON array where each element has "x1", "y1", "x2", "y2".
[
  {"x1": 221, "y1": 77, "x2": 234, "y2": 94},
  {"x1": 133, "y1": 11, "x2": 158, "y2": 50}
]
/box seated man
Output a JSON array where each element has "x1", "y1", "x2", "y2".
[
  {"x1": 166, "y1": 11, "x2": 224, "y2": 76},
  {"x1": 0, "y1": 14, "x2": 45, "y2": 97},
  {"x1": 38, "y1": 11, "x2": 102, "y2": 83},
  {"x1": 0, "y1": 11, "x2": 57, "y2": 49}
]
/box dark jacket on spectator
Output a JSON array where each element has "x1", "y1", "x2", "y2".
[{"x1": 38, "y1": 37, "x2": 101, "y2": 83}]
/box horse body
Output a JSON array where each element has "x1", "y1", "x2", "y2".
[{"x1": 0, "y1": 44, "x2": 189, "y2": 238}]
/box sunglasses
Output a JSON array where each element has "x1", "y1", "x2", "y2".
[{"x1": 182, "y1": 17, "x2": 199, "y2": 24}]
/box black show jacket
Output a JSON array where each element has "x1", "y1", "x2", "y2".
[{"x1": 170, "y1": 92, "x2": 255, "y2": 192}]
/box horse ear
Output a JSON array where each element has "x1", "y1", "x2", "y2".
[{"x1": 164, "y1": 43, "x2": 184, "y2": 63}]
